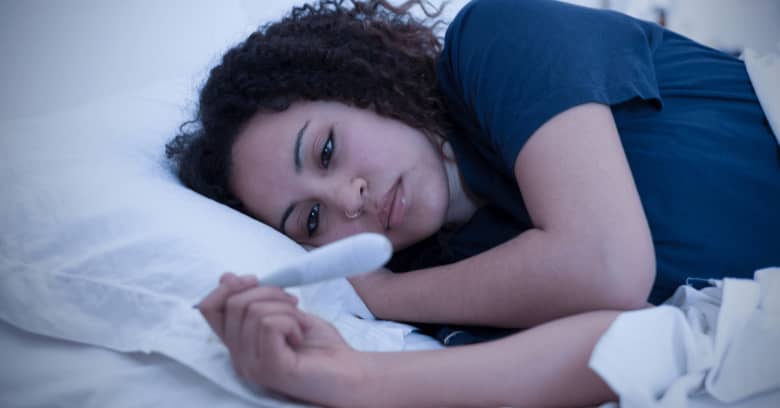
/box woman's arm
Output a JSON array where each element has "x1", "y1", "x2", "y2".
[
  {"x1": 200, "y1": 273, "x2": 619, "y2": 408},
  {"x1": 359, "y1": 309, "x2": 619, "y2": 408},
  {"x1": 351, "y1": 103, "x2": 655, "y2": 328}
]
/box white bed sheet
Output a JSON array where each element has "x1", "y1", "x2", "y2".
[
  {"x1": 0, "y1": 319, "x2": 304, "y2": 408},
  {"x1": 593, "y1": 268, "x2": 780, "y2": 408}
]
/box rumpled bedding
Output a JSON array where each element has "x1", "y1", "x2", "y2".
[{"x1": 593, "y1": 268, "x2": 780, "y2": 407}]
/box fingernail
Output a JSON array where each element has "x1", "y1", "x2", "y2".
[
  {"x1": 220, "y1": 271, "x2": 236, "y2": 284},
  {"x1": 241, "y1": 275, "x2": 258, "y2": 284}
]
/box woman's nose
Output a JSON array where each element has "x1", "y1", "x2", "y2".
[{"x1": 338, "y1": 177, "x2": 367, "y2": 219}]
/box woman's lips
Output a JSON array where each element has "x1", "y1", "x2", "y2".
[
  {"x1": 387, "y1": 180, "x2": 406, "y2": 228},
  {"x1": 380, "y1": 178, "x2": 405, "y2": 230}
]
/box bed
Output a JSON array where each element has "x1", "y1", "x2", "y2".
[{"x1": 1, "y1": 1, "x2": 778, "y2": 407}]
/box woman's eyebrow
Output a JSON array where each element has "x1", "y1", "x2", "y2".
[
  {"x1": 293, "y1": 119, "x2": 310, "y2": 174},
  {"x1": 281, "y1": 119, "x2": 310, "y2": 233},
  {"x1": 280, "y1": 203, "x2": 296, "y2": 235}
]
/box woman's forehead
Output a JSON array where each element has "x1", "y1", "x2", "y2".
[{"x1": 230, "y1": 113, "x2": 298, "y2": 209}]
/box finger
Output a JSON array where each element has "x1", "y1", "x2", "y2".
[
  {"x1": 198, "y1": 277, "x2": 259, "y2": 341},
  {"x1": 255, "y1": 315, "x2": 304, "y2": 376},
  {"x1": 297, "y1": 309, "x2": 323, "y2": 333},
  {"x1": 223, "y1": 286, "x2": 297, "y2": 353},
  {"x1": 263, "y1": 314, "x2": 304, "y2": 351},
  {"x1": 286, "y1": 313, "x2": 306, "y2": 347},
  {"x1": 235, "y1": 310, "x2": 304, "y2": 385},
  {"x1": 219, "y1": 272, "x2": 237, "y2": 285},
  {"x1": 219, "y1": 272, "x2": 258, "y2": 290},
  {"x1": 198, "y1": 283, "x2": 238, "y2": 340},
  {"x1": 240, "y1": 302, "x2": 303, "y2": 365},
  {"x1": 199, "y1": 274, "x2": 257, "y2": 312}
]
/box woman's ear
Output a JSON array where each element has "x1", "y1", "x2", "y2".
[
  {"x1": 427, "y1": 132, "x2": 455, "y2": 162},
  {"x1": 440, "y1": 140, "x2": 456, "y2": 162}
]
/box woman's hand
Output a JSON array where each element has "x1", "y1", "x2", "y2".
[{"x1": 197, "y1": 272, "x2": 365, "y2": 406}]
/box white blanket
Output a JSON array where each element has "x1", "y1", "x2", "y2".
[
  {"x1": 743, "y1": 46, "x2": 780, "y2": 145},
  {"x1": 592, "y1": 268, "x2": 780, "y2": 407}
]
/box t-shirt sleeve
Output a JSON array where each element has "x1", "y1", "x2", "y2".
[{"x1": 438, "y1": 0, "x2": 664, "y2": 174}]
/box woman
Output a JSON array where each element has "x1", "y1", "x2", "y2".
[{"x1": 168, "y1": 0, "x2": 779, "y2": 404}]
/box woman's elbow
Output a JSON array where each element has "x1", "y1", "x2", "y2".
[{"x1": 597, "y1": 239, "x2": 656, "y2": 310}]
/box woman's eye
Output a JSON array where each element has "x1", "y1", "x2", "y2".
[
  {"x1": 306, "y1": 203, "x2": 320, "y2": 237},
  {"x1": 320, "y1": 130, "x2": 335, "y2": 168}
]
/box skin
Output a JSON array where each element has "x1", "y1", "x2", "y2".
[
  {"x1": 230, "y1": 100, "x2": 477, "y2": 252},
  {"x1": 198, "y1": 272, "x2": 619, "y2": 407}
]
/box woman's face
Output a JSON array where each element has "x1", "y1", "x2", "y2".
[{"x1": 230, "y1": 100, "x2": 451, "y2": 250}]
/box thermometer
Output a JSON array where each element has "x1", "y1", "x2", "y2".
[{"x1": 260, "y1": 233, "x2": 392, "y2": 287}]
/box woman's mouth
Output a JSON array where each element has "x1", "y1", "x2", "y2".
[{"x1": 381, "y1": 179, "x2": 406, "y2": 230}]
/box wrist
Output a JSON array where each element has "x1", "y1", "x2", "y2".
[
  {"x1": 285, "y1": 349, "x2": 369, "y2": 408},
  {"x1": 330, "y1": 350, "x2": 375, "y2": 408},
  {"x1": 345, "y1": 351, "x2": 391, "y2": 408}
]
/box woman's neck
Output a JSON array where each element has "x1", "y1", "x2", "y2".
[{"x1": 443, "y1": 159, "x2": 480, "y2": 226}]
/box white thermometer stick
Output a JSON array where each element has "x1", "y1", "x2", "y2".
[{"x1": 260, "y1": 233, "x2": 392, "y2": 288}]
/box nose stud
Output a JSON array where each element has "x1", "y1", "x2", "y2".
[
  {"x1": 345, "y1": 178, "x2": 367, "y2": 220},
  {"x1": 345, "y1": 209, "x2": 363, "y2": 219}
]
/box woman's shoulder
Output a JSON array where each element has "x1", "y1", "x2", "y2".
[
  {"x1": 439, "y1": 0, "x2": 552, "y2": 81},
  {"x1": 444, "y1": 0, "x2": 649, "y2": 46},
  {"x1": 446, "y1": 0, "x2": 600, "y2": 34},
  {"x1": 446, "y1": 0, "x2": 545, "y2": 35}
]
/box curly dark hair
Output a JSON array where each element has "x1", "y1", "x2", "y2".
[{"x1": 165, "y1": 0, "x2": 452, "y2": 213}]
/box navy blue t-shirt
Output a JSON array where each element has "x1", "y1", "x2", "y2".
[{"x1": 429, "y1": 0, "x2": 780, "y2": 304}]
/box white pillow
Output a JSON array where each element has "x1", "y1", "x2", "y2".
[
  {"x1": 0, "y1": 78, "x2": 301, "y2": 329},
  {"x1": 0, "y1": 2, "x2": 440, "y2": 405},
  {"x1": 0, "y1": 80, "x2": 438, "y2": 405},
  {"x1": 0, "y1": 80, "x2": 301, "y2": 402}
]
